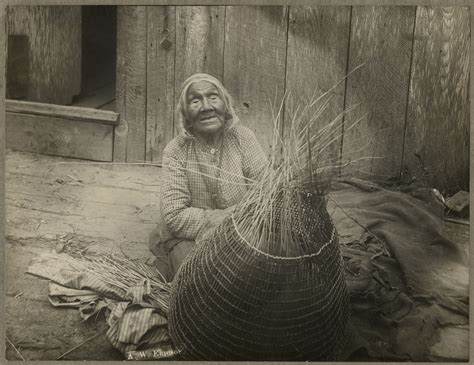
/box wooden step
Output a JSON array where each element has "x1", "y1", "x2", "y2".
[{"x1": 5, "y1": 99, "x2": 120, "y2": 161}]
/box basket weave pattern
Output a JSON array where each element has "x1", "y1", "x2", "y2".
[{"x1": 168, "y1": 192, "x2": 350, "y2": 360}]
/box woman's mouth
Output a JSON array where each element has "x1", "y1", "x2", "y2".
[{"x1": 200, "y1": 116, "x2": 217, "y2": 122}]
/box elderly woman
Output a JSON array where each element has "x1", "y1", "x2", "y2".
[{"x1": 150, "y1": 73, "x2": 267, "y2": 278}]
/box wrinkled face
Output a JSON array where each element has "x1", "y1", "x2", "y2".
[{"x1": 185, "y1": 81, "x2": 227, "y2": 137}]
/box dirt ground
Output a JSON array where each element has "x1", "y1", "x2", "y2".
[{"x1": 4, "y1": 150, "x2": 470, "y2": 361}]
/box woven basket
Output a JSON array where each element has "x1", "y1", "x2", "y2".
[{"x1": 168, "y1": 191, "x2": 350, "y2": 360}]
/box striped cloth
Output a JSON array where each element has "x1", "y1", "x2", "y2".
[
  {"x1": 27, "y1": 252, "x2": 170, "y2": 355},
  {"x1": 106, "y1": 285, "x2": 169, "y2": 354},
  {"x1": 161, "y1": 123, "x2": 268, "y2": 241}
]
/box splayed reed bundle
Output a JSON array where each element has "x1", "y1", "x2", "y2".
[
  {"x1": 56, "y1": 248, "x2": 171, "y2": 313},
  {"x1": 167, "y1": 83, "x2": 367, "y2": 360}
]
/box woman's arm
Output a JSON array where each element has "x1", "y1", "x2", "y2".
[{"x1": 161, "y1": 146, "x2": 209, "y2": 240}]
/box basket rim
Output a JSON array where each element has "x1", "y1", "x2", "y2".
[{"x1": 230, "y1": 214, "x2": 336, "y2": 261}]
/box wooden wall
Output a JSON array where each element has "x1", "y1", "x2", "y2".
[
  {"x1": 5, "y1": 6, "x2": 468, "y2": 194},
  {"x1": 404, "y1": 7, "x2": 470, "y2": 193},
  {"x1": 115, "y1": 5, "x2": 469, "y2": 194},
  {"x1": 6, "y1": 6, "x2": 82, "y2": 105}
]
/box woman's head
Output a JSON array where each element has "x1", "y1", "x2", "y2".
[{"x1": 176, "y1": 73, "x2": 239, "y2": 138}]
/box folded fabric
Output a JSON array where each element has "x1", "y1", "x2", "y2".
[
  {"x1": 48, "y1": 282, "x2": 100, "y2": 307},
  {"x1": 27, "y1": 252, "x2": 170, "y2": 354},
  {"x1": 106, "y1": 302, "x2": 169, "y2": 354}
]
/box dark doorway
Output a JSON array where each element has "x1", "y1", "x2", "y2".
[
  {"x1": 6, "y1": 35, "x2": 30, "y2": 100},
  {"x1": 76, "y1": 6, "x2": 117, "y2": 111}
]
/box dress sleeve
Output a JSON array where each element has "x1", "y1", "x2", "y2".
[
  {"x1": 160, "y1": 142, "x2": 208, "y2": 240},
  {"x1": 239, "y1": 126, "x2": 268, "y2": 181}
]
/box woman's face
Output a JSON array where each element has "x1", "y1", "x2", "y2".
[{"x1": 185, "y1": 81, "x2": 227, "y2": 137}]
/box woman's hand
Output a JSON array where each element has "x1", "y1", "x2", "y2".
[{"x1": 197, "y1": 205, "x2": 236, "y2": 241}]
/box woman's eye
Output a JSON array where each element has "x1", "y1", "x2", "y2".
[{"x1": 210, "y1": 95, "x2": 219, "y2": 101}]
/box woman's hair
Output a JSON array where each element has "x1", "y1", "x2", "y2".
[{"x1": 175, "y1": 73, "x2": 240, "y2": 138}]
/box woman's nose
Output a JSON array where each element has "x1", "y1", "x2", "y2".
[{"x1": 201, "y1": 97, "x2": 212, "y2": 111}]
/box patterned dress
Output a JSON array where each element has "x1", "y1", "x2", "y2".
[{"x1": 156, "y1": 123, "x2": 267, "y2": 275}]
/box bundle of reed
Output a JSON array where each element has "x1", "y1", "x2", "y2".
[
  {"x1": 56, "y1": 248, "x2": 171, "y2": 313},
  {"x1": 167, "y1": 78, "x2": 370, "y2": 360}
]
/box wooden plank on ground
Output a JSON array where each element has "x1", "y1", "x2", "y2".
[
  {"x1": 342, "y1": 6, "x2": 416, "y2": 182},
  {"x1": 6, "y1": 113, "x2": 114, "y2": 161},
  {"x1": 175, "y1": 6, "x2": 225, "y2": 87},
  {"x1": 223, "y1": 6, "x2": 288, "y2": 154},
  {"x1": 5, "y1": 150, "x2": 162, "y2": 260},
  {"x1": 285, "y1": 6, "x2": 351, "y2": 171},
  {"x1": 6, "y1": 99, "x2": 119, "y2": 126},
  {"x1": 114, "y1": 6, "x2": 147, "y2": 163},
  {"x1": 146, "y1": 6, "x2": 176, "y2": 163},
  {"x1": 403, "y1": 6, "x2": 470, "y2": 194},
  {"x1": 6, "y1": 6, "x2": 81, "y2": 105}
]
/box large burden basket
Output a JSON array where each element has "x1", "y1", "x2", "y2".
[{"x1": 168, "y1": 191, "x2": 351, "y2": 361}]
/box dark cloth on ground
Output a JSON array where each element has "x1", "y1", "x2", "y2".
[
  {"x1": 329, "y1": 178, "x2": 468, "y2": 361},
  {"x1": 330, "y1": 178, "x2": 468, "y2": 303}
]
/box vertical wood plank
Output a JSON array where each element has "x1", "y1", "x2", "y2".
[
  {"x1": 114, "y1": 6, "x2": 147, "y2": 163},
  {"x1": 223, "y1": 6, "x2": 288, "y2": 153},
  {"x1": 403, "y1": 6, "x2": 470, "y2": 193},
  {"x1": 48, "y1": 6, "x2": 82, "y2": 105},
  {"x1": 175, "y1": 6, "x2": 225, "y2": 85},
  {"x1": 286, "y1": 6, "x2": 351, "y2": 167},
  {"x1": 6, "y1": 6, "x2": 81, "y2": 105},
  {"x1": 146, "y1": 6, "x2": 176, "y2": 163},
  {"x1": 0, "y1": 4, "x2": 6, "y2": 258},
  {"x1": 342, "y1": 6, "x2": 416, "y2": 181},
  {"x1": 174, "y1": 6, "x2": 226, "y2": 136},
  {"x1": 114, "y1": 6, "x2": 128, "y2": 162}
]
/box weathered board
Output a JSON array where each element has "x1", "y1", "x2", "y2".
[
  {"x1": 5, "y1": 150, "x2": 162, "y2": 261},
  {"x1": 175, "y1": 6, "x2": 225, "y2": 87},
  {"x1": 1, "y1": 4, "x2": 5, "y2": 256},
  {"x1": 223, "y1": 6, "x2": 289, "y2": 154},
  {"x1": 6, "y1": 113, "x2": 114, "y2": 162},
  {"x1": 146, "y1": 6, "x2": 176, "y2": 163},
  {"x1": 6, "y1": 6, "x2": 81, "y2": 105},
  {"x1": 403, "y1": 6, "x2": 470, "y2": 194},
  {"x1": 114, "y1": 6, "x2": 148, "y2": 163},
  {"x1": 174, "y1": 6, "x2": 226, "y2": 137},
  {"x1": 6, "y1": 99, "x2": 119, "y2": 126},
  {"x1": 285, "y1": 6, "x2": 351, "y2": 171},
  {"x1": 342, "y1": 6, "x2": 416, "y2": 182}
]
